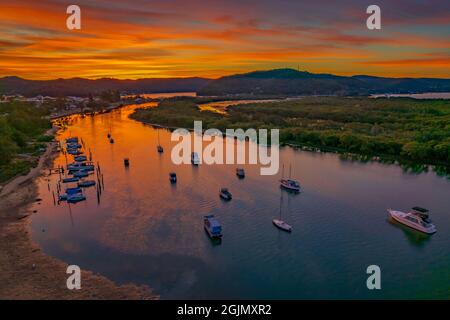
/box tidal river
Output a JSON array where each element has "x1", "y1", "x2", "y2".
[{"x1": 31, "y1": 93, "x2": 450, "y2": 299}]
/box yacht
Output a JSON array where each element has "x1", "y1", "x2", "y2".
[
  {"x1": 219, "y1": 188, "x2": 232, "y2": 201},
  {"x1": 169, "y1": 172, "x2": 177, "y2": 183},
  {"x1": 204, "y1": 214, "x2": 223, "y2": 239},
  {"x1": 273, "y1": 188, "x2": 293, "y2": 232},
  {"x1": 191, "y1": 152, "x2": 200, "y2": 165},
  {"x1": 388, "y1": 207, "x2": 436, "y2": 234},
  {"x1": 279, "y1": 164, "x2": 300, "y2": 192},
  {"x1": 67, "y1": 162, "x2": 94, "y2": 172}
]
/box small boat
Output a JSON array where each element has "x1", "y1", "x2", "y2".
[
  {"x1": 107, "y1": 133, "x2": 111, "y2": 139},
  {"x1": 66, "y1": 137, "x2": 78, "y2": 143},
  {"x1": 191, "y1": 152, "x2": 200, "y2": 165},
  {"x1": 66, "y1": 187, "x2": 82, "y2": 195},
  {"x1": 388, "y1": 207, "x2": 436, "y2": 234},
  {"x1": 67, "y1": 193, "x2": 86, "y2": 203},
  {"x1": 78, "y1": 180, "x2": 96, "y2": 188},
  {"x1": 236, "y1": 168, "x2": 245, "y2": 178},
  {"x1": 58, "y1": 194, "x2": 68, "y2": 201},
  {"x1": 280, "y1": 179, "x2": 300, "y2": 192},
  {"x1": 169, "y1": 172, "x2": 177, "y2": 183},
  {"x1": 157, "y1": 130, "x2": 163, "y2": 153},
  {"x1": 124, "y1": 158, "x2": 130, "y2": 167},
  {"x1": 62, "y1": 177, "x2": 79, "y2": 183},
  {"x1": 204, "y1": 214, "x2": 223, "y2": 239},
  {"x1": 67, "y1": 149, "x2": 82, "y2": 155},
  {"x1": 280, "y1": 164, "x2": 300, "y2": 192},
  {"x1": 74, "y1": 155, "x2": 87, "y2": 162},
  {"x1": 73, "y1": 170, "x2": 89, "y2": 178},
  {"x1": 272, "y1": 219, "x2": 293, "y2": 232},
  {"x1": 219, "y1": 188, "x2": 232, "y2": 201},
  {"x1": 67, "y1": 143, "x2": 82, "y2": 149},
  {"x1": 110, "y1": 138, "x2": 115, "y2": 144},
  {"x1": 67, "y1": 162, "x2": 94, "y2": 171},
  {"x1": 273, "y1": 189, "x2": 293, "y2": 232}
]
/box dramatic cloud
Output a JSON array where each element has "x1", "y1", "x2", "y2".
[{"x1": 0, "y1": 0, "x2": 449, "y2": 79}]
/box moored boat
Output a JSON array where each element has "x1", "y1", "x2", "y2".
[
  {"x1": 169, "y1": 172, "x2": 177, "y2": 183},
  {"x1": 74, "y1": 155, "x2": 87, "y2": 162},
  {"x1": 204, "y1": 214, "x2": 223, "y2": 239},
  {"x1": 273, "y1": 188, "x2": 293, "y2": 232},
  {"x1": 279, "y1": 164, "x2": 300, "y2": 192},
  {"x1": 191, "y1": 152, "x2": 200, "y2": 165},
  {"x1": 280, "y1": 179, "x2": 300, "y2": 192},
  {"x1": 236, "y1": 168, "x2": 245, "y2": 178},
  {"x1": 62, "y1": 177, "x2": 79, "y2": 183},
  {"x1": 66, "y1": 187, "x2": 82, "y2": 195},
  {"x1": 73, "y1": 170, "x2": 89, "y2": 178},
  {"x1": 219, "y1": 188, "x2": 232, "y2": 201},
  {"x1": 66, "y1": 137, "x2": 78, "y2": 144},
  {"x1": 78, "y1": 180, "x2": 96, "y2": 188},
  {"x1": 272, "y1": 219, "x2": 293, "y2": 232},
  {"x1": 67, "y1": 193, "x2": 86, "y2": 203},
  {"x1": 388, "y1": 207, "x2": 436, "y2": 234}
]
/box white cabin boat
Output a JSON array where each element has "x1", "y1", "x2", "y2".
[{"x1": 388, "y1": 207, "x2": 436, "y2": 234}]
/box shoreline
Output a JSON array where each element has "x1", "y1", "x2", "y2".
[{"x1": 0, "y1": 128, "x2": 158, "y2": 300}]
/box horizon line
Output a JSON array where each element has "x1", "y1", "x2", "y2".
[{"x1": 2, "y1": 68, "x2": 450, "y2": 81}]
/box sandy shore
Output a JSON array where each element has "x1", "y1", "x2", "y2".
[{"x1": 0, "y1": 132, "x2": 158, "y2": 300}]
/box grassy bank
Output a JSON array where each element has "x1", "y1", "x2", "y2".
[
  {"x1": 0, "y1": 101, "x2": 52, "y2": 183},
  {"x1": 131, "y1": 96, "x2": 450, "y2": 169}
]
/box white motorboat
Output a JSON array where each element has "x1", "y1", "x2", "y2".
[{"x1": 388, "y1": 207, "x2": 436, "y2": 234}]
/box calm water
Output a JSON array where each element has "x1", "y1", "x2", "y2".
[{"x1": 31, "y1": 94, "x2": 450, "y2": 299}]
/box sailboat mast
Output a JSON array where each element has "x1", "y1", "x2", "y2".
[
  {"x1": 289, "y1": 164, "x2": 292, "y2": 179},
  {"x1": 279, "y1": 189, "x2": 283, "y2": 219}
]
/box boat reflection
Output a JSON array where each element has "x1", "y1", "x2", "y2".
[{"x1": 387, "y1": 217, "x2": 432, "y2": 247}]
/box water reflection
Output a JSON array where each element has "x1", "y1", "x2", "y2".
[
  {"x1": 30, "y1": 96, "x2": 450, "y2": 299},
  {"x1": 387, "y1": 218, "x2": 432, "y2": 247}
]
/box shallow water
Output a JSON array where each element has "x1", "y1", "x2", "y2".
[{"x1": 31, "y1": 94, "x2": 450, "y2": 299}]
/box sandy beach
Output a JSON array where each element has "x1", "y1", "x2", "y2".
[{"x1": 0, "y1": 130, "x2": 158, "y2": 300}]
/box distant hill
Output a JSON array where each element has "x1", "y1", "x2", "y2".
[
  {"x1": 0, "y1": 76, "x2": 211, "y2": 97},
  {"x1": 197, "y1": 69, "x2": 450, "y2": 96},
  {"x1": 2, "y1": 69, "x2": 450, "y2": 97}
]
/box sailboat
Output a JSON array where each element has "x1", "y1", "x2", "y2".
[
  {"x1": 272, "y1": 189, "x2": 292, "y2": 232},
  {"x1": 280, "y1": 164, "x2": 300, "y2": 193},
  {"x1": 157, "y1": 130, "x2": 164, "y2": 153}
]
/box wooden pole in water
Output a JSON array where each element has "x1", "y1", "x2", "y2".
[{"x1": 52, "y1": 191, "x2": 56, "y2": 205}]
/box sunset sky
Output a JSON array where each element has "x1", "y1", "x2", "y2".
[{"x1": 1, "y1": 0, "x2": 449, "y2": 79}]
